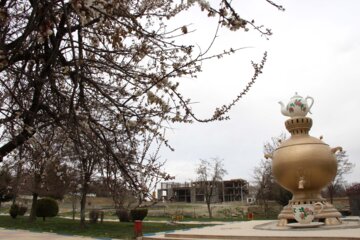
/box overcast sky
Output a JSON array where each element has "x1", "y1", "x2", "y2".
[{"x1": 158, "y1": 0, "x2": 360, "y2": 185}]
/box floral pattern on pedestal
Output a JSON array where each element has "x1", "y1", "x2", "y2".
[{"x1": 293, "y1": 206, "x2": 313, "y2": 220}]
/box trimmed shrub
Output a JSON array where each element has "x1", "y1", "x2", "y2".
[
  {"x1": 18, "y1": 206, "x2": 28, "y2": 216},
  {"x1": 36, "y1": 198, "x2": 59, "y2": 221},
  {"x1": 130, "y1": 208, "x2": 148, "y2": 221},
  {"x1": 116, "y1": 209, "x2": 131, "y2": 222},
  {"x1": 9, "y1": 204, "x2": 19, "y2": 219},
  {"x1": 89, "y1": 209, "x2": 99, "y2": 223}
]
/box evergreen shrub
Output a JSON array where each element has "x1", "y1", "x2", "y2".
[
  {"x1": 9, "y1": 204, "x2": 19, "y2": 219},
  {"x1": 130, "y1": 208, "x2": 148, "y2": 221},
  {"x1": 36, "y1": 198, "x2": 59, "y2": 221}
]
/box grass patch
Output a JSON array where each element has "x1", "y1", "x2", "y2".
[{"x1": 0, "y1": 215, "x2": 210, "y2": 239}]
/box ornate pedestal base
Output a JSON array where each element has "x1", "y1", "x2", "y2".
[{"x1": 277, "y1": 199, "x2": 342, "y2": 227}]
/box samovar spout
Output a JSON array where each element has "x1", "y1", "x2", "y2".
[{"x1": 298, "y1": 176, "x2": 305, "y2": 189}]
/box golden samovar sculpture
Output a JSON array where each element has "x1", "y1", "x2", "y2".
[{"x1": 266, "y1": 93, "x2": 343, "y2": 226}]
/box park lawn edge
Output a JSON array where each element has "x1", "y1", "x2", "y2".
[{"x1": 0, "y1": 215, "x2": 211, "y2": 239}]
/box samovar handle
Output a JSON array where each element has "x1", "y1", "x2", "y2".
[{"x1": 331, "y1": 146, "x2": 343, "y2": 154}]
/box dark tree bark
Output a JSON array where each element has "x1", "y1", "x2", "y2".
[
  {"x1": 80, "y1": 176, "x2": 90, "y2": 225},
  {"x1": 29, "y1": 192, "x2": 38, "y2": 222}
]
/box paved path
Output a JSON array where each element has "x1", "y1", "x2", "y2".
[
  {"x1": 143, "y1": 219, "x2": 360, "y2": 240},
  {"x1": 0, "y1": 228, "x2": 120, "y2": 240}
]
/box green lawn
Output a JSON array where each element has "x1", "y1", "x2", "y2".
[{"x1": 0, "y1": 215, "x2": 209, "y2": 239}]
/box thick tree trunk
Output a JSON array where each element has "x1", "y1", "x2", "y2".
[
  {"x1": 80, "y1": 191, "x2": 86, "y2": 225},
  {"x1": 29, "y1": 193, "x2": 38, "y2": 222},
  {"x1": 80, "y1": 181, "x2": 89, "y2": 226},
  {"x1": 0, "y1": 83, "x2": 43, "y2": 162},
  {"x1": 29, "y1": 172, "x2": 41, "y2": 222}
]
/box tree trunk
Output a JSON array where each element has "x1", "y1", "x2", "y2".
[
  {"x1": 29, "y1": 172, "x2": 41, "y2": 222},
  {"x1": 80, "y1": 182, "x2": 89, "y2": 226},
  {"x1": 207, "y1": 203, "x2": 212, "y2": 218},
  {"x1": 12, "y1": 148, "x2": 23, "y2": 205},
  {"x1": 80, "y1": 191, "x2": 86, "y2": 225},
  {"x1": 72, "y1": 196, "x2": 76, "y2": 220},
  {"x1": 263, "y1": 199, "x2": 269, "y2": 219},
  {"x1": 29, "y1": 193, "x2": 38, "y2": 222},
  {"x1": 206, "y1": 199, "x2": 212, "y2": 218}
]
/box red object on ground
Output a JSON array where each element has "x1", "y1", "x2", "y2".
[
  {"x1": 247, "y1": 212, "x2": 254, "y2": 220},
  {"x1": 134, "y1": 220, "x2": 143, "y2": 237}
]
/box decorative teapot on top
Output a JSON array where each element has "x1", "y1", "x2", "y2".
[{"x1": 279, "y1": 92, "x2": 314, "y2": 118}]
